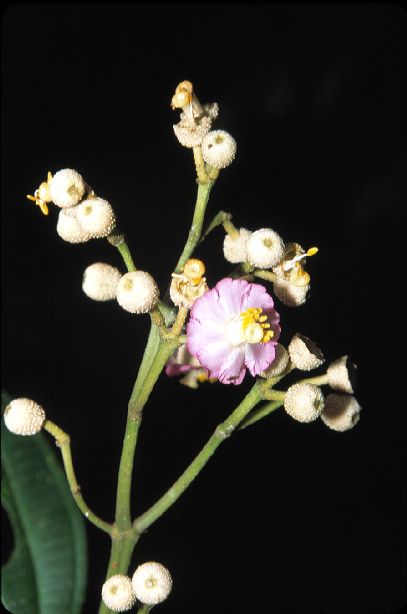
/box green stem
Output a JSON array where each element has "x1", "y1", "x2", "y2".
[
  {"x1": 43, "y1": 420, "x2": 112, "y2": 534},
  {"x1": 136, "y1": 605, "x2": 152, "y2": 614},
  {"x1": 114, "y1": 336, "x2": 179, "y2": 531},
  {"x1": 239, "y1": 401, "x2": 283, "y2": 430},
  {"x1": 174, "y1": 180, "x2": 215, "y2": 273},
  {"x1": 298, "y1": 373, "x2": 329, "y2": 386},
  {"x1": 263, "y1": 389, "x2": 286, "y2": 402},
  {"x1": 133, "y1": 383, "x2": 262, "y2": 534},
  {"x1": 253, "y1": 269, "x2": 278, "y2": 283},
  {"x1": 98, "y1": 532, "x2": 140, "y2": 614},
  {"x1": 117, "y1": 240, "x2": 137, "y2": 272}
]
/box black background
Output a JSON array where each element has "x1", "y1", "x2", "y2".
[{"x1": 1, "y1": 4, "x2": 406, "y2": 614}]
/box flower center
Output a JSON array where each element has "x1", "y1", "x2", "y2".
[{"x1": 226, "y1": 307, "x2": 274, "y2": 346}]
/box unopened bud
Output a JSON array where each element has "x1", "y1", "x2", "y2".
[
  {"x1": 4, "y1": 398, "x2": 46, "y2": 435},
  {"x1": 101, "y1": 575, "x2": 136, "y2": 612},
  {"x1": 116, "y1": 271, "x2": 159, "y2": 314},
  {"x1": 132, "y1": 562, "x2": 172, "y2": 605},
  {"x1": 284, "y1": 383, "x2": 324, "y2": 423}
]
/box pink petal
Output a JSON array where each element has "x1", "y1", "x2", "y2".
[
  {"x1": 245, "y1": 341, "x2": 277, "y2": 376},
  {"x1": 215, "y1": 278, "x2": 252, "y2": 318},
  {"x1": 245, "y1": 282, "x2": 276, "y2": 312},
  {"x1": 215, "y1": 347, "x2": 247, "y2": 385}
]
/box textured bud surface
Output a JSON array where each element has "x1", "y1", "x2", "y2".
[
  {"x1": 288, "y1": 334, "x2": 324, "y2": 371},
  {"x1": 284, "y1": 383, "x2": 324, "y2": 423},
  {"x1": 273, "y1": 277, "x2": 309, "y2": 307},
  {"x1": 77, "y1": 198, "x2": 116, "y2": 238},
  {"x1": 327, "y1": 356, "x2": 356, "y2": 393},
  {"x1": 57, "y1": 207, "x2": 91, "y2": 243},
  {"x1": 49, "y1": 168, "x2": 86, "y2": 208},
  {"x1": 202, "y1": 130, "x2": 237, "y2": 169},
  {"x1": 247, "y1": 228, "x2": 285, "y2": 269},
  {"x1": 223, "y1": 227, "x2": 252, "y2": 263},
  {"x1": 4, "y1": 398, "x2": 46, "y2": 435},
  {"x1": 82, "y1": 263, "x2": 122, "y2": 301},
  {"x1": 116, "y1": 271, "x2": 159, "y2": 313},
  {"x1": 132, "y1": 562, "x2": 172, "y2": 605},
  {"x1": 321, "y1": 394, "x2": 361, "y2": 431},
  {"x1": 260, "y1": 343, "x2": 289, "y2": 378},
  {"x1": 101, "y1": 575, "x2": 136, "y2": 612}
]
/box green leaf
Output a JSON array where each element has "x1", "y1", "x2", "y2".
[{"x1": 1, "y1": 392, "x2": 87, "y2": 614}]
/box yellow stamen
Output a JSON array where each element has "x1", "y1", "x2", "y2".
[
  {"x1": 307, "y1": 247, "x2": 318, "y2": 256},
  {"x1": 182, "y1": 258, "x2": 205, "y2": 285},
  {"x1": 240, "y1": 307, "x2": 274, "y2": 344}
]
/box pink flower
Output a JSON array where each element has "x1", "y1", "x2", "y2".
[{"x1": 187, "y1": 278, "x2": 281, "y2": 385}]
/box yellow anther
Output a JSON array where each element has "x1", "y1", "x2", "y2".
[
  {"x1": 307, "y1": 247, "x2": 318, "y2": 257},
  {"x1": 171, "y1": 81, "x2": 194, "y2": 110},
  {"x1": 26, "y1": 171, "x2": 52, "y2": 216},
  {"x1": 239, "y1": 307, "x2": 273, "y2": 344},
  {"x1": 182, "y1": 258, "x2": 205, "y2": 285}
]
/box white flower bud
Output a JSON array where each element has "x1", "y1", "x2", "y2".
[
  {"x1": 247, "y1": 228, "x2": 285, "y2": 269},
  {"x1": 273, "y1": 277, "x2": 309, "y2": 307},
  {"x1": 223, "y1": 227, "x2": 252, "y2": 263},
  {"x1": 57, "y1": 207, "x2": 91, "y2": 243},
  {"x1": 173, "y1": 117, "x2": 212, "y2": 148},
  {"x1": 321, "y1": 394, "x2": 361, "y2": 432},
  {"x1": 76, "y1": 198, "x2": 116, "y2": 238},
  {"x1": 101, "y1": 575, "x2": 136, "y2": 612},
  {"x1": 116, "y1": 271, "x2": 159, "y2": 314},
  {"x1": 4, "y1": 398, "x2": 46, "y2": 435},
  {"x1": 82, "y1": 263, "x2": 122, "y2": 301},
  {"x1": 327, "y1": 356, "x2": 356, "y2": 393},
  {"x1": 49, "y1": 169, "x2": 86, "y2": 208},
  {"x1": 202, "y1": 130, "x2": 237, "y2": 169},
  {"x1": 132, "y1": 562, "x2": 172, "y2": 605},
  {"x1": 284, "y1": 383, "x2": 324, "y2": 423},
  {"x1": 288, "y1": 334, "x2": 324, "y2": 371},
  {"x1": 260, "y1": 344, "x2": 289, "y2": 378}
]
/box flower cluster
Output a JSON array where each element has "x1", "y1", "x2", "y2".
[
  {"x1": 27, "y1": 168, "x2": 116, "y2": 243},
  {"x1": 101, "y1": 562, "x2": 172, "y2": 612}
]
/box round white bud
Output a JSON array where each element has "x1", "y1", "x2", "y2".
[
  {"x1": 223, "y1": 227, "x2": 252, "y2": 263},
  {"x1": 49, "y1": 169, "x2": 86, "y2": 208},
  {"x1": 260, "y1": 344, "x2": 289, "y2": 378},
  {"x1": 202, "y1": 130, "x2": 237, "y2": 169},
  {"x1": 4, "y1": 398, "x2": 46, "y2": 435},
  {"x1": 247, "y1": 228, "x2": 285, "y2": 269},
  {"x1": 76, "y1": 198, "x2": 116, "y2": 238},
  {"x1": 116, "y1": 271, "x2": 159, "y2": 314},
  {"x1": 327, "y1": 356, "x2": 356, "y2": 394},
  {"x1": 284, "y1": 383, "x2": 324, "y2": 423},
  {"x1": 57, "y1": 207, "x2": 91, "y2": 243},
  {"x1": 273, "y1": 277, "x2": 309, "y2": 307},
  {"x1": 82, "y1": 263, "x2": 122, "y2": 301},
  {"x1": 101, "y1": 575, "x2": 136, "y2": 612},
  {"x1": 321, "y1": 394, "x2": 361, "y2": 432},
  {"x1": 288, "y1": 334, "x2": 324, "y2": 371},
  {"x1": 132, "y1": 562, "x2": 172, "y2": 605}
]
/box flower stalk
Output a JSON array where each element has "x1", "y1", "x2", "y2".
[{"x1": 43, "y1": 420, "x2": 112, "y2": 535}]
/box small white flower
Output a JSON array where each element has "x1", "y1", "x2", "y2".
[
  {"x1": 201, "y1": 130, "x2": 237, "y2": 169},
  {"x1": 4, "y1": 398, "x2": 46, "y2": 435},
  {"x1": 76, "y1": 197, "x2": 116, "y2": 239},
  {"x1": 284, "y1": 383, "x2": 324, "y2": 423},
  {"x1": 223, "y1": 227, "x2": 252, "y2": 263},
  {"x1": 273, "y1": 276, "x2": 310, "y2": 307},
  {"x1": 49, "y1": 169, "x2": 86, "y2": 208},
  {"x1": 101, "y1": 575, "x2": 136, "y2": 612},
  {"x1": 260, "y1": 343, "x2": 289, "y2": 378},
  {"x1": 116, "y1": 271, "x2": 159, "y2": 314},
  {"x1": 132, "y1": 562, "x2": 172, "y2": 605},
  {"x1": 82, "y1": 263, "x2": 122, "y2": 301},
  {"x1": 327, "y1": 356, "x2": 356, "y2": 394},
  {"x1": 247, "y1": 228, "x2": 285, "y2": 269},
  {"x1": 288, "y1": 334, "x2": 324, "y2": 371},
  {"x1": 56, "y1": 207, "x2": 92, "y2": 244},
  {"x1": 321, "y1": 394, "x2": 361, "y2": 432}
]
